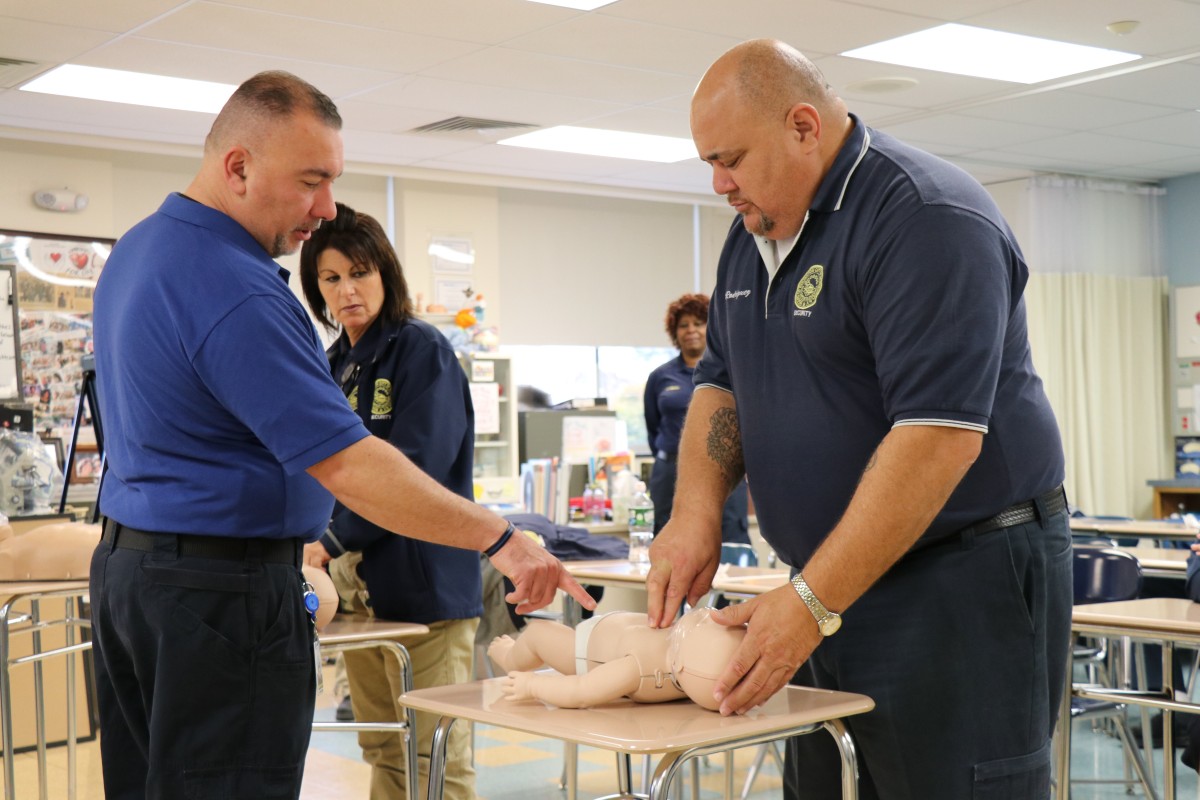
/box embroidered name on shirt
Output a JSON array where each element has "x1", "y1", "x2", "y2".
[{"x1": 725, "y1": 289, "x2": 751, "y2": 300}]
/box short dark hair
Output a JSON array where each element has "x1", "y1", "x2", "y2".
[
  {"x1": 664, "y1": 293, "x2": 710, "y2": 348},
  {"x1": 206, "y1": 70, "x2": 341, "y2": 152},
  {"x1": 299, "y1": 203, "x2": 413, "y2": 332}
]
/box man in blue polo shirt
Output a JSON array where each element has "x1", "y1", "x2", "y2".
[
  {"x1": 90, "y1": 71, "x2": 594, "y2": 799},
  {"x1": 645, "y1": 40, "x2": 1069, "y2": 799}
]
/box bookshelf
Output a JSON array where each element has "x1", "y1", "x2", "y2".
[{"x1": 461, "y1": 353, "x2": 519, "y2": 505}]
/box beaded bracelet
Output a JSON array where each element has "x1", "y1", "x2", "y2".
[{"x1": 483, "y1": 520, "x2": 516, "y2": 558}]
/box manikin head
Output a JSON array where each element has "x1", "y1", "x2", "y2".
[{"x1": 667, "y1": 607, "x2": 746, "y2": 711}]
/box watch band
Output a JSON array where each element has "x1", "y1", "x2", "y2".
[{"x1": 790, "y1": 573, "x2": 842, "y2": 636}]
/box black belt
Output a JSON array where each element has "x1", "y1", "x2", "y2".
[
  {"x1": 102, "y1": 519, "x2": 302, "y2": 566},
  {"x1": 655, "y1": 450, "x2": 677, "y2": 463},
  {"x1": 908, "y1": 485, "x2": 1067, "y2": 557}
]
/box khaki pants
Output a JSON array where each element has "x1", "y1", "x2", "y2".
[{"x1": 331, "y1": 551, "x2": 479, "y2": 800}]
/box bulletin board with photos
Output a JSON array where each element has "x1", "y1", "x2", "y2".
[{"x1": 0, "y1": 229, "x2": 109, "y2": 439}]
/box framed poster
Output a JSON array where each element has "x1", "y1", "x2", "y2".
[{"x1": 0, "y1": 229, "x2": 111, "y2": 437}]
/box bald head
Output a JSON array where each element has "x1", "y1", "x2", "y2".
[
  {"x1": 695, "y1": 39, "x2": 841, "y2": 124},
  {"x1": 205, "y1": 70, "x2": 341, "y2": 155},
  {"x1": 690, "y1": 40, "x2": 851, "y2": 240}
]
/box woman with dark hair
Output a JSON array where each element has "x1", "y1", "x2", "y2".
[
  {"x1": 299, "y1": 203, "x2": 480, "y2": 800},
  {"x1": 643, "y1": 293, "x2": 750, "y2": 543}
]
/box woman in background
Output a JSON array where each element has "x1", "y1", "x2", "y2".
[
  {"x1": 299, "y1": 203, "x2": 480, "y2": 800},
  {"x1": 643, "y1": 293, "x2": 750, "y2": 544}
]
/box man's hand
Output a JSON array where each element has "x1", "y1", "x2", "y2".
[
  {"x1": 303, "y1": 540, "x2": 332, "y2": 569},
  {"x1": 488, "y1": 526, "x2": 597, "y2": 616},
  {"x1": 644, "y1": 515, "x2": 722, "y2": 628},
  {"x1": 707, "y1": 587, "x2": 818, "y2": 715}
]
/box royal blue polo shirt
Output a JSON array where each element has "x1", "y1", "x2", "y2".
[
  {"x1": 696, "y1": 116, "x2": 1064, "y2": 568},
  {"x1": 94, "y1": 193, "x2": 369, "y2": 540}
]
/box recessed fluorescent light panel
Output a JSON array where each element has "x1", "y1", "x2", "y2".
[
  {"x1": 842, "y1": 23, "x2": 1139, "y2": 84},
  {"x1": 498, "y1": 126, "x2": 695, "y2": 163},
  {"x1": 525, "y1": 0, "x2": 618, "y2": 9},
  {"x1": 21, "y1": 65, "x2": 236, "y2": 113}
]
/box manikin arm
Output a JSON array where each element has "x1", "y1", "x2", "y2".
[{"x1": 502, "y1": 656, "x2": 643, "y2": 708}]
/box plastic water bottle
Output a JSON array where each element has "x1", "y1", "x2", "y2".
[
  {"x1": 628, "y1": 481, "x2": 654, "y2": 566},
  {"x1": 581, "y1": 485, "x2": 595, "y2": 523},
  {"x1": 591, "y1": 484, "x2": 607, "y2": 523}
]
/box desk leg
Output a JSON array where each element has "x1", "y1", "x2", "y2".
[
  {"x1": 387, "y1": 642, "x2": 420, "y2": 800},
  {"x1": 1, "y1": 599, "x2": 16, "y2": 800},
  {"x1": 65, "y1": 596, "x2": 78, "y2": 800},
  {"x1": 563, "y1": 742, "x2": 577, "y2": 800},
  {"x1": 649, "y1": 724, "x2": 860, "y2": 800},
  {"x1": 1164, "y1": 641, "x2": 1176, "y2": 799},
  {"x1": 427, "y1": 715, "x2": 456, "y2": 800},
  {"x1": 31, "y1": 598, "x2": 48, "y2": 800},
  {"x1": 1053, "y1": 665, "x2": 1072, "y2": 800},
  {"x1": 822, "y1": 719, "x2": 860, "y2": 800}
]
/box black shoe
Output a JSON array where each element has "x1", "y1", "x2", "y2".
[
  {"x1": 336, "y1": 695, "x2": 354, "y2": 722},
  {"x1": 1129, "y1": 712, "x2": 1191, "y2": 749}
]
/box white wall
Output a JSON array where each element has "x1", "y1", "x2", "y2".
[
  {"x1": 0, "y1": 138, "x2": 734, "y2": 349},
  {"x1": 498, "y1": 188, "x2": 697, "y2": 347}
]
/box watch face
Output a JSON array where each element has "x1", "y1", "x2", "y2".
[{"x1": 819, "y1": 613, "x2": 842, "y2": 636}]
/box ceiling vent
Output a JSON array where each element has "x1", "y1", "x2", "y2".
[
  {"x1": 409, "y1": 116, "x2": 539, "y2": 141},
  {"x1": 0, "y1": 57, "x2": 50, "y2": 89}
]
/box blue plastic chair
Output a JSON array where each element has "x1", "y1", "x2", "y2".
[
  {"x1": 1064, "y1": 545, "x2": 1156, "y2": 798},
  {"x1": 720, "y1": 542, "x2": 759, "y2": 568}
]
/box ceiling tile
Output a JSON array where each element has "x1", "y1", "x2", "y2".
[
  {"x1": 878, "y1": 114, "x2": 1068, "y2": 152},
  {"x1": 503, "y1": 15, "x2": 739, "y2": 76},
  {"x1": 353, "y1": 76, "x2": 622, "y2": 128},
  {"x1": 0, "y1": 0, "x2": 181, "y2": 33},
  {"x1": 1070, "y1": 61, "x2": 1200, "y2": 110},
  {"x1": 0, "y1": 16, "x2": 115, "y2": 62},
  {"x1": 1100, "y1": 111, "x2": 1200, "y2": 148},
  {"x1": 964, "y1": 0, "x2": 1200, "y2": 56},
  {"x1": 213, "y1": 0, "x2": 574, "y2": 44},
  {"x1": 133, "y1": 4, "x2": 485, "y2": 74},
  {"x1": 959, "y1": 89, "x2": 1180, "y2": 133},
  {"x1": 421, "y1": 48, "x2": 694, "y2": 105},
  {"x1": 78, "y1": 37, "x2": 404, "y2": 97},
  {"x1": 1001, "y1": 131, "x2": 1197, "y2": 167},
  {"x1": 602, "y1": 0, "x2": 932, "y2": 54}
]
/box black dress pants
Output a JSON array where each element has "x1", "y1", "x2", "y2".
[{"x1": 90, "y1": 536, "x2": 315, "y2": 799}]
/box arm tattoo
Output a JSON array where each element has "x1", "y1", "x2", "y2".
[
  {"x1": 856, "y1": 451, "x2": 879, "y2": 487},
  {"x1": 706, "y1": 407, "x2": 745, "y2": 488}
]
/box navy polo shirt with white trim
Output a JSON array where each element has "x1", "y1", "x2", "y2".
[
  {"x1": 696, "y1": 116, "x2": 1063, "y2": 568},
  {"x1": 94, "y1": 193, "x2": 369, "y2": 540}
]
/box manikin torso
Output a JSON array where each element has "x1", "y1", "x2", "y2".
[{"x1": 578, "y1": 612, "x2": 684, "y2": 703}]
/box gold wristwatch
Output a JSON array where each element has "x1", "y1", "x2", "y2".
[{"x1": 790, "y1": 573, "x2": 842, "y2": 636}]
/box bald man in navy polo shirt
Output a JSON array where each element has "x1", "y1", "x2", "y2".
[{"x1": 646, "y1": 40, "x2": 1069, "y2": 800}]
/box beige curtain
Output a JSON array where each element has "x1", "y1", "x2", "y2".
[
  {"x1": 1025, "y1": 273, "x2": 1168, "y2": 518},
  {"x1": 1017, "y1": 175, "x2": 1169, "y2": 518}
]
